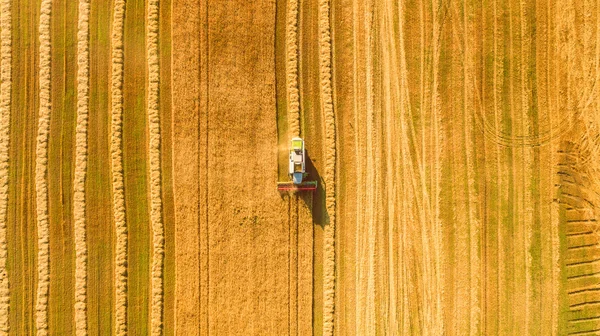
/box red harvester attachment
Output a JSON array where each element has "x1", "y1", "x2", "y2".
[{"x1": 277, "y1": 180, "x2": 318, "y2": 192}]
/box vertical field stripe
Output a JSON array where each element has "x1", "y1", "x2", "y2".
[
  {"x1": 35, "y1": 0, "x2": 52, "y2": 335},
  {"x1": 318, "y1": 0, "x2": 336, "y2": 334},
  {"x1": 0, "y1": 0, "x2": 10, "y2": 333},
  {"x1": 110, "y1": 0, "x2": 127, "y2": 334},
  {"x1": 74, "y1": 0, "x2": 90, "y2": 334},
  {"x1": 147, "y1": 0, "x2": 164, "y2": 335}
]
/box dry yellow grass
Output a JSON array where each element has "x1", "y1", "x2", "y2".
[
  {"x1": 146, "y1": 0, "x2": 164, "y2": 334},
  {"x1": 0, "y1": 0, "x2": 10, "y2": 333},
  {"x1": 35, "y1": 1, "x2": 52, "y2": 335},
  {"x1": 110, "y1": 0, "x2": 127, "y2": 334},
  {"x1": 74, "y1": 1, "x2": 90, "y2": 335}
]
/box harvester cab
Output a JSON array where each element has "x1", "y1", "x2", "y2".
[{"x1": 277, "y1": 137, "x2": 318, "y2": 192}]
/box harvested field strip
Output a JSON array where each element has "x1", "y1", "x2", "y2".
[
  {"x1": 110, "y1": 0, "x2": 127, "y2": 334},
  {"x1": 48, "y1": 0, "x2": 76, "y2": 333},
  {"x1": 123, "y1": 0, "x2": 150, "y2": 333},
  {"x1": 74, "y1": 0, "x2": 90, "y2": 334},
  {"x1": 146, "y1": 0, "x2": 164, "y2": 334},
  {"x1": 86, "y1": 0, "x2": 113, "y2": 333},
  {"x1": 0, "y1": 0, "x2": 10, "y2": 332},
  {"x1": 8, "y1": 0, "x2": 38, "y2": 332},
  {"x1": 318, "y1": 0, "x2": 336, "y2": 334},
  {"x1": 157, "y1": 0, "x2": 173, "y2": 333},
  {"x1": 35, "y1": 0, "x2": 52, "y2": 334}
]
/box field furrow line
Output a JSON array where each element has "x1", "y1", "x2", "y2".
[
  {"x1": 110, "y1": 1, "x2": 127, "y2": 334},
  {"x1": 363, "y1": 0, "x2": 375, "y2": 331},
  {"x1": 35, "y1": 0, "x2": 52, "y2": 334},
  {"x1": 518, "y1": 1, "x2": 534, "y2": 332},
  {"x1": 493, "y1": 0, "x2": 507, "y2": 333},
  {"x1": 548, "y1": 0, "x2": 559, "y2": 332},
  {"x1": 507, "y1": 0, "x2": 521, "y2": 332},
  {"x1": 286, "y1": 0, "x2": 300, "y2": 136},
  {"x1": 147, "y1": 0, "x2": 164, "y2": 334},
  {"x1": 431, "y1": 3, "x2": 445, "y2": 334},
  {"x1": 352, "y1": 0, "x2": 367, "y2": 331},
  {"x1": 0, "y1": 0, "x2": 10, "y2": 333},
  {"x1": 318, "y1": 0, "x2": 336, "y2": 333},
  {"x1": 379, "y1": 0, "x2": 398, "y2": 332},
  {"x1": 74, "y1": 0, "x2": 90, "y2": 334}
]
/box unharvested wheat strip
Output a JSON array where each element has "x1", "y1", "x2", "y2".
[
  {"x1": 462, "y1": 3, "x2": 480, "y2": 334},
  {"x1": 431, "y1": 1, "x2": 444, "y2": 332},
  {"x1": 351, "y1": 0, "x2": 368, "y2": 331},
  {"x1": 519, "y1": 1, "x2": 534, "y2": 332},
  {"x1": 493, "y1": 0, "x2": 507, "y2": 333},
  {"x1": 391, "y1": 0, "x2": 432, "y2": 331},
  {"x1": 318, "y1": 0, "x2": 336, "y2": 334},
  {"x1": 362, "y1": 0, "x2": 376, "y2": 331},
  {"x1": 0, "y1": 0, "x2": 11, "y2": 333},
  {"x1": 110, "y1": 1, "x2": 127, "y2": 335},
  {"x1": 379, "y1": 1, "x2": 398, "y2": 332},
  {"x1": 147, "y1": 0, "x2": 164, "y2": 334},
  {"x1": 74, "y1": 0, "x2": 90, "y2": 334},
  {"x1": 549, "y1": 1, "x2": 559, "y2": 333},
  {"x1": 36, "y1": 0, "x2": 52, "y2": 334},
  {"x1": 286, "y1": 0, "x2": 300, "y2": 136}
]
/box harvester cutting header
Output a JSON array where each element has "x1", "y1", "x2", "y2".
[{"x1": 277, "y1": 137, "x2": 318, "y2": 192}]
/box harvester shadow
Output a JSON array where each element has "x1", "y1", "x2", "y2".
[{"x1": 299, "y1": 150, "x2": 328, "y2": 227}]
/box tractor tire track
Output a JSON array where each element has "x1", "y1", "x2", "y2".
[
  {"x1": 110, "y1": 0, "x2": 127, "y2": 334},
  {"x1": 74, "y1": 0, "x2": 90, "y2": 334},
  {"x1": 35, "y1": 0, "x2": 52, "y2": 334},
  {"x1": 0, "y1": 0, "x2": 10, "y2": 332},
  {"x1": 318, "y1": 0, "x2": 336, "y2": 333},
  {"x1": 147, "y1": 0, "x2": 164, "y2": 334}
]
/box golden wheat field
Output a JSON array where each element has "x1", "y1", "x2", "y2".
[{"x1": 2, "y1": 0, "x2": 600, "y2": 335}]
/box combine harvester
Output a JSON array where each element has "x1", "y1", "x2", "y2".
[{"x1": 277, "y1": 137, "x2": 318, "y2": 192}]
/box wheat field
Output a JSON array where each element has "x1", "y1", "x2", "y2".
[{"x1": 1, "y1": 0, "x2": 599, "y2": 335}]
